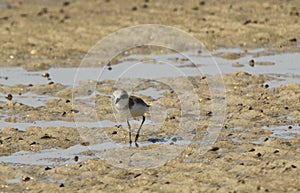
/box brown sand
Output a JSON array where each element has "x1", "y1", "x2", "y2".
[{"x1": 0, "y1": 0, "x2": 300, "y2": 192}]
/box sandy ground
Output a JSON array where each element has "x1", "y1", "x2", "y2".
[{"x1": 0, "y1": 0, "x2": 300, "y2": 192}]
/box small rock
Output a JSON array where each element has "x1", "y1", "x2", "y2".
[
  {"x1": 256, "y1": 152, "x2": 262, "y2": 157},
  {"x1": 81, "y1": 141, "x2": 90, "y2": 146},
  {"x1": 249, "y1": 59, "x2": 255, "y2": 67},
  {"x1": 30, "y1": 141, "x2": 36, "y2": 145},
  {"x1": 209, "y1": 147, "x2": 219, "y2": 151},
  {"x1": 5, "y1": 94, "x2": 13, "y2": 101},
  {"x1": 206, "y1": 111, "x2": 213, "y2": 116},
  {"x1": 42, "y1": 72, "x2": 50, "y2": 78},
  {"x1": 22, "y1": 176, "x2": 31, "y2": 182},
  {"x1": 74, "y1": 155, "x2": 79, "y2": 162},
  {"x1": 41, "y1": 134, "x2": 52, "y2": 139},
  {"x1": 112, "y1": 131, "x2": 117, "y2": 135},
  {"x1": 63, "y1": 1, "x2": 70, "y2": 6},
  {"x1": 264, "y1": 138, "x2": 269, "y2": 142},
  {"x1": 71, "y1": 109, "x2": 79, "y2": 113}
]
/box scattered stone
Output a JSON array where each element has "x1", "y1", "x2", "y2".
[
  {"x1": 256, "y1": 152, "x2": 262, "y2": 157},
  {"x1": 81, "y1": 142, "x2": 90, "y2": 146},
  {"x1": 209, "y1": 147, "x2": 219, "y2": 151},
  {"x1": 42, "y1": 72, "x2": 50, "y2": 78},
  {"x1": 264, "y1": 138, "x2": 269, "y2": 142},
  {"x1": 249, "y1": 59, "x2": 255, "y2": 67},
  {"x1": 206, "y1": 111, "x2": 213, "y2": 116},
  {"x1": 22, "y1": 176, "x2": 31, "y2": 182},
  {"x1": 63, "y1": 1, "x2": 70, "y2": 6},
  {"x1": 5, "y1": 94, "x2": 13, "y2": 101},
  {"x1": 112, "y1": 131, "x2": 117, "y2": 135},
  {"x1": 71, "y1": 109, "x2": 79, "y2": 113}
]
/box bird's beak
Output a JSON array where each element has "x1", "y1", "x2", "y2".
[{"x1": 115, "y1": 98, "x2": 120, "y2": 104}]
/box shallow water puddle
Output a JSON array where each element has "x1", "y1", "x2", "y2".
[
  {"x1": 0, "y1": 119, "x2": 117, "y2": 130},
  {"x1": 263, "y1": 125, "x2": 300, "y2": 139},
  {"x1": 0, "y1": 137, "x2": 189, "y2": 166}
]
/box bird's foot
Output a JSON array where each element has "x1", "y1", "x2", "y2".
[{"x1": 135, "y1": 142, "x2": 139, "y2": 147}]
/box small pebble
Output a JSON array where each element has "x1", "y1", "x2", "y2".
[
  {"x1": 256, "y1": 152, "x2": 262, "y2": 157},
  {"x1": 209, "y1": 147, "x2": 219, "y2": 151},
  {"x1": 112, "y1": 131, "x2": 117, "y2": 135},
  {"x1": 206, "y1": 111, "x2": 213, "y2": 116},
  {"x1": 30, "y1": 141, "x2": 36, "y2": 145},
  {"x1": 249, "y1": 59, "x2": 255, "y2": 67},
  {"x1": 264, "y1": 138, "x2": 269, "y2": 142},
  {"x1": 22, "y1": 176, "x2": 31, "y2": 182},
  {"x1": 71, "y1": 109, "x2": 79, "y2": 113},
  {"x1": 63, "y1": 1, "x2": 70, "y2": 6},
  {"x1": 42, "y1": 72, "x2": 50, "y2": 78},
  {"x1": 81, "y1": 141, "x2": 90, "y2": 146},
  {"x1": 5, "y1": 94, "x2": 13, "y2": 101}
]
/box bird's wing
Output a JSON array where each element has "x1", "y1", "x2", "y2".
[{"x1": 129, "y1": 96, "x2": 150, "y2": 108}]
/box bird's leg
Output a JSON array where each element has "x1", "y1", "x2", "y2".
[
  {"x1": 127, "y1": 119, "x2": 132, "y2": 146},
  {"x1": 135, "y1": 116, "x2": 145, "y2": 146}
]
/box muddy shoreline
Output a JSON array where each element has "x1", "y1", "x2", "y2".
[{"x1": 1, "y1": 0, "x2": 300, "y2": 192}]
